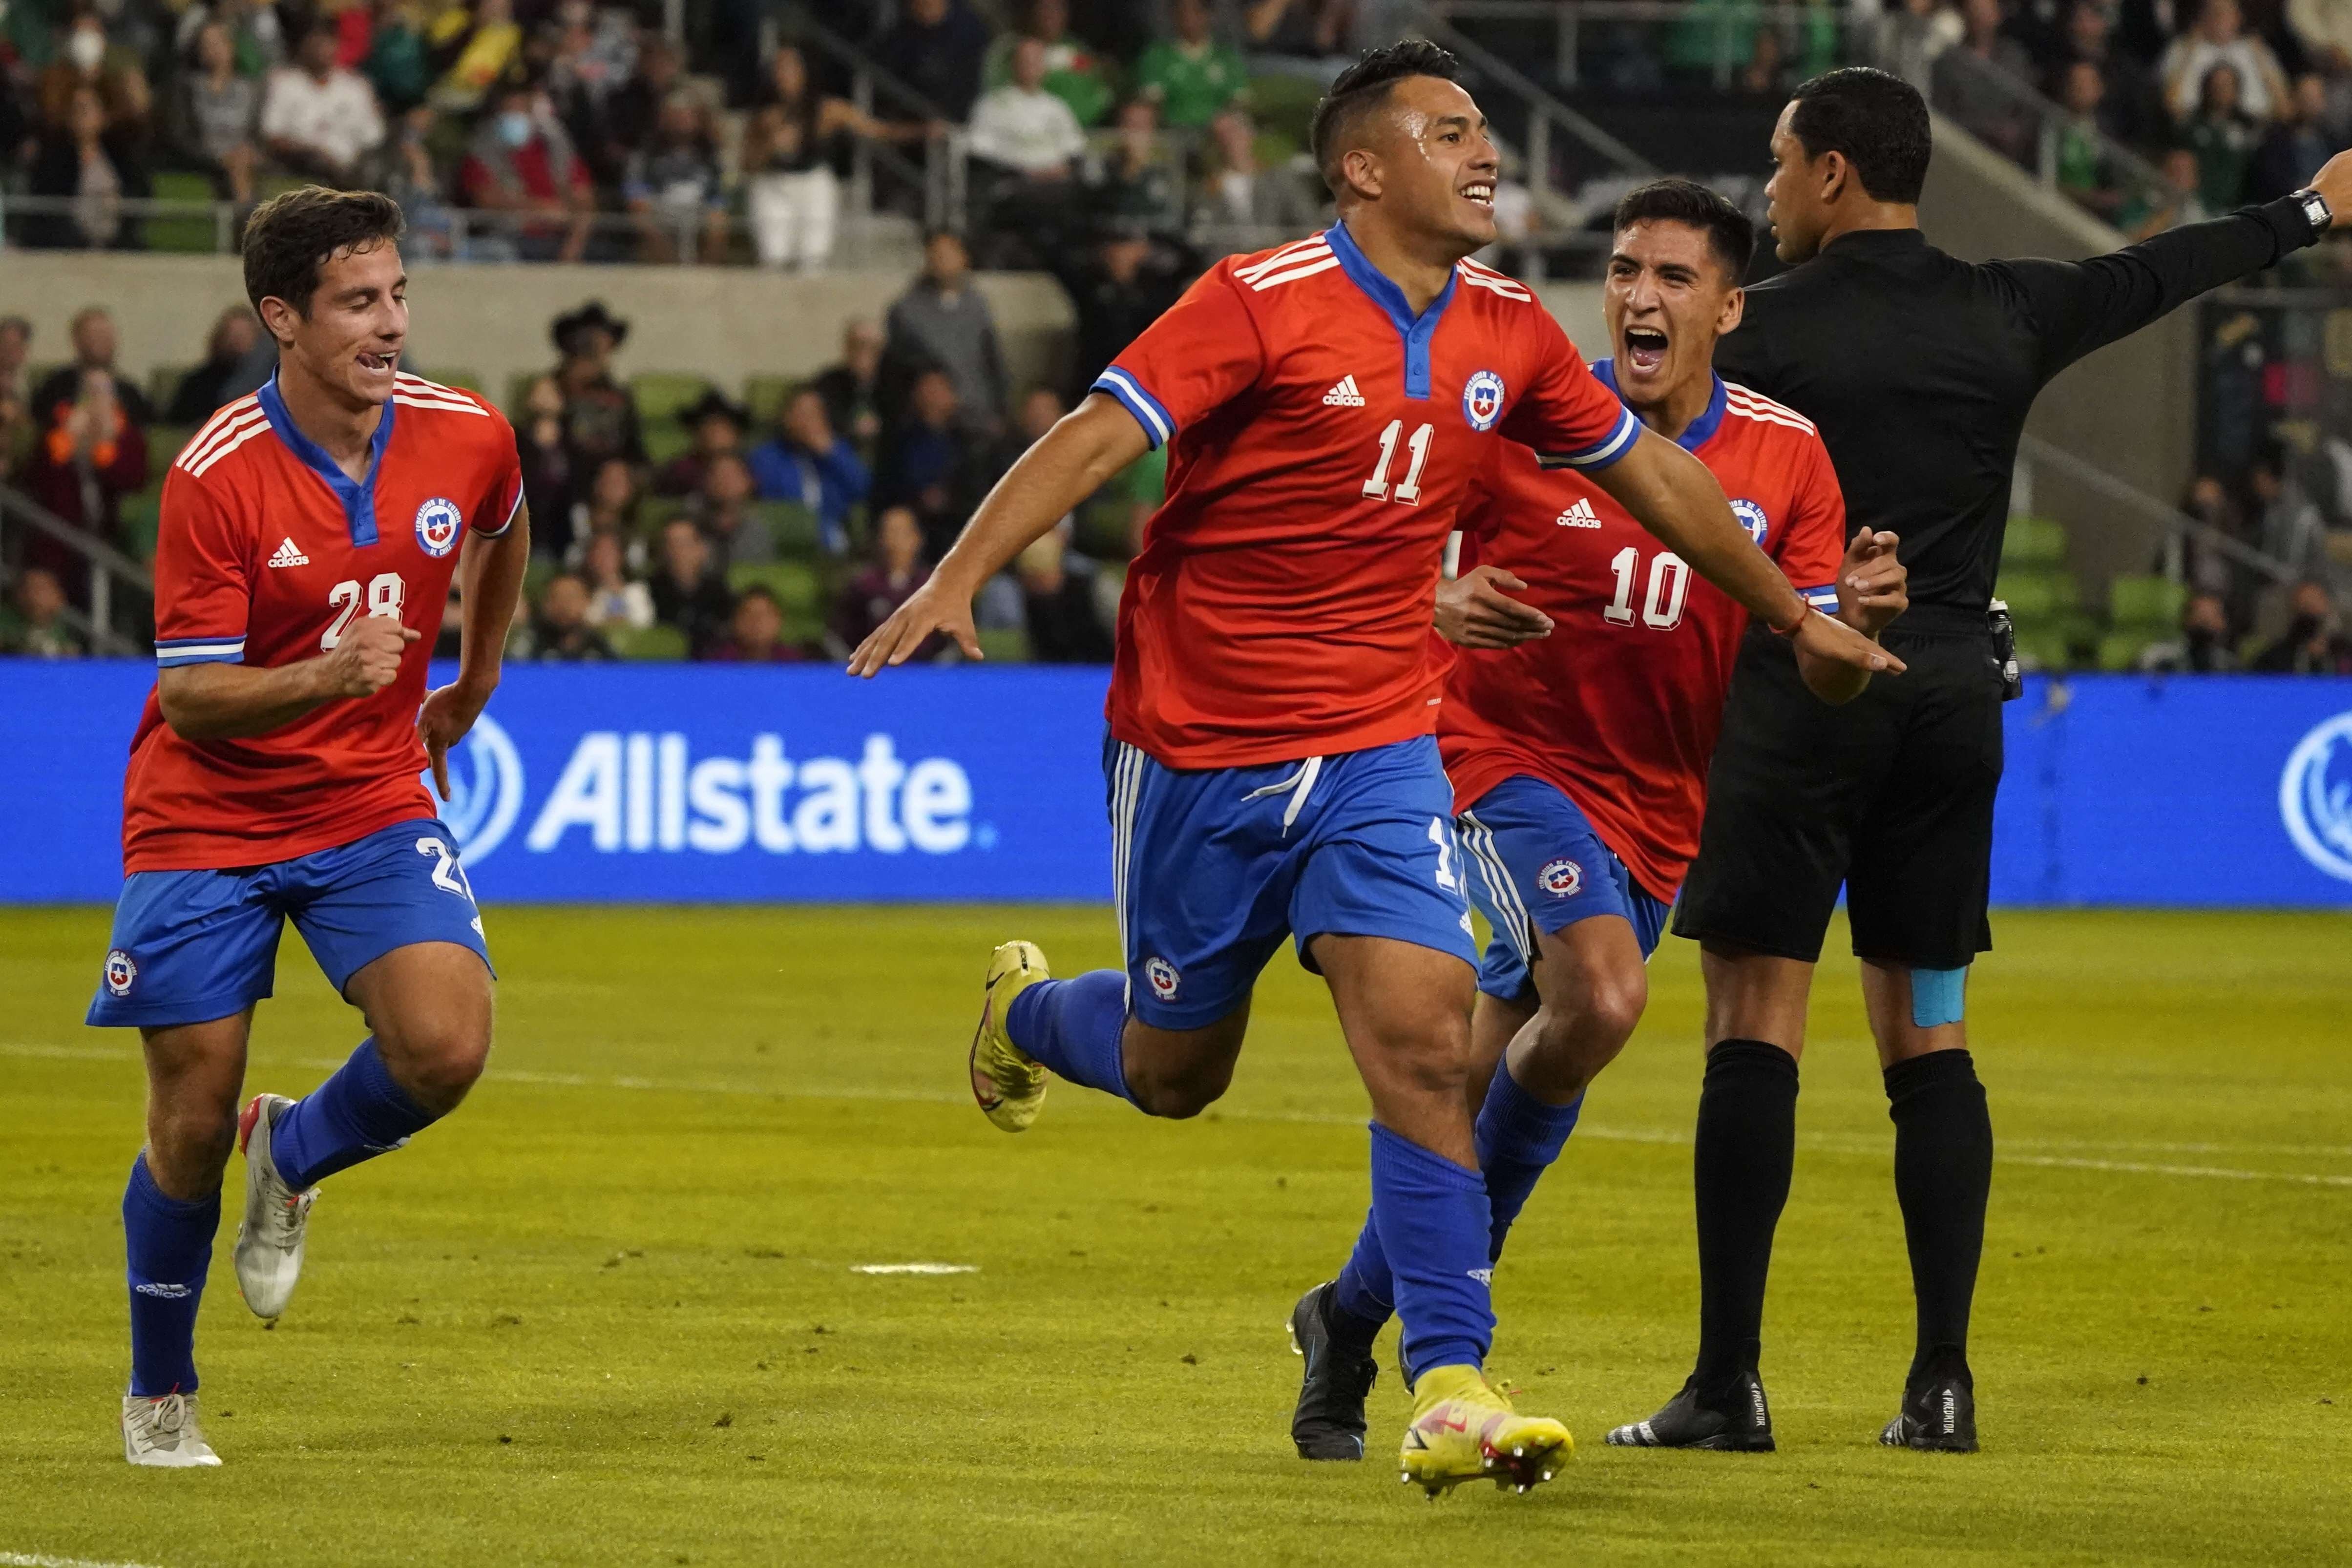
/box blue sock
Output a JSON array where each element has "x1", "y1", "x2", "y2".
[
  {"x1": 271, "y1": 1037, "x2": 439, "y2": 1191},
  {"x1": 1474, "y1": 1068, "x2": 1584, "y2": 1263},
  {"x1": 1331, "y1": 1208, "x2": 1394, "y2": 1326},
  {"x1": 124, "y1": 1154, "x2": 219, "y2": 1397},
  {"x1": 1004, "y1": 971, "x2": 1135, "y2": 1105},
  {"x1": 1369, "y1": 1123, "x2": 1494, "y2": 1384}
]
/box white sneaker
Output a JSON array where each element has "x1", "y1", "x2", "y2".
[
  {"x1": 234, "y1": 1094, "x2": 315, "y2": 1319},
  {"x1": 122, "y1": 1391, "x2": 221, "y2": 1467}
]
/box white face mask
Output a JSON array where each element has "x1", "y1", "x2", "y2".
[{"x1": 68, "y1": 28, "x2": 106, "y2": 70}]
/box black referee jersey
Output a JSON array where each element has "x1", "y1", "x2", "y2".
[{"x1": 1676, "y1": 196, "x2": 2324, "y2": 968}]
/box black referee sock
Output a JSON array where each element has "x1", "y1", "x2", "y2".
[
  {"x1": 1691, "y1": 1039, "x2": 1800, "y2": 1401},
  {"x1": 1885, "y1": 1048, "x2": 1993, "y2": 1389}
]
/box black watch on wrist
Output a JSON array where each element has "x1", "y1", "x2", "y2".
[{"x1": 2294, "y1": 187, "x2": 2332, "y2": 238}]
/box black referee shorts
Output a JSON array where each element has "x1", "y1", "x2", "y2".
[{"x1": 1673, "y1": 612, "x2": 2003, "y2": 970}]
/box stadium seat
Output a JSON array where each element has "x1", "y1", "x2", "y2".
[
  {"x1": 146, "y1": 171, "x2": 220, "y2": 254},
  {"x1": 2014, "y1": 628, "x2": 2072, "y2": 670},
  {"x1": 2107, "y1": 574, "x2": 2186, "y2": 632},
  {"x1": 750, "y1": 500, "x2": 820, "y2": 555},
  {"x1": 728, "y1": 559, "x2": 820, "y2": 620},
  {"x1": 1994, "y1": 570, "x2": 2077, "y2": 621},
  {"x1": 610, "y1": 622, "x2": 687, "y2": 661},
  {"x1": 631, "y1": 374, "x2": 715, "y2": 437},
  {"x1": 976, "y1": 626, "x2": 1031, "y2": 664},
  {"x1": 148, "y1": 426, "x2": 196, "y2": 468},
  {"x1": 2096, "y1": 630, "x2": 2160, "y2": 671},
  {"x1": 2001, "y1": 515, "x2": 2068, "y2": 570},
  {"x1": 743, "y1": 374, "x2": 794, "y2": 431},
  {"x1": 1247, "y1": 73, "x2": 1324, "y2": 147},
  {"x1": 119, "y1": 486, "x2": 164, "y2": 562}
]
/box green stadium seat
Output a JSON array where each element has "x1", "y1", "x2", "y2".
[
  {"x1": 748, "y1": 500, "x2": 820, "y2": 555},
  {"x1": 2013, "y1": 628, "x2": 2072, "y2": 670},
  {"x1": 119, "y1": 486, "x2": 164, "y2": 562},
  {"x1": 634, "y1": 373, "x2": 716, "y2": 467},
  {"x1": 146, "y1": 171, "x2": 221, "y2": 254},
  {"x1": 2096, "y1": 630, "x2": 2160, "y2": 671},
  {"x1": 148, "y1": 425, "x2": 197, "y2": 467},
  {"x1": 743, "y1": 374, "x2": 794, "y2": 431},
  {"x1": 2107, "y1": 574, "x2": 2186, "y2": 632},
  {"x1": 1246, "y1": 73, "x2": 1324, "y2": 146},
  {"x1": 1993, "y1": 570, "x2": 2077, "y2": 621},
  {"x1": 728, "y1": 559, "x2": 819, "y2": 618},
  {"x1": 976, "y1": 626, "x2": 1030, "y2": 664},
  {"x1": 611, "y1": 622, "x2": 688, "y2": 661},
  {"x1": 2001, "y1": 515, "x2": 2067, "y2": 570}
]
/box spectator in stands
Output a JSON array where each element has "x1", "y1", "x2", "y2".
[
  {"x1": 37, "y1": 7, "x2": 152, "y2": 141},
  {"x1": 363, "y1": 0, "x2": 434, "y2": 116},
  {"x1": 20, "y1": 312, "x2": 150, "y2": 604},
  {"x1": 872, "y1": 0, "x2": 990, "y2": 123},
  {"x1": 744, "y1": 46, "x2": 861, "y2": 272},
  {"x1": 991, "y1": 384, "x2": 1067, "y2": 481},
  {"x1": 2066, "y1": 0, "x2": 2163, "y2": 146},
  {"x1": 263, "y1": 22, "x2": 384, "y2": 186},
  {"x1": 0, "y1": 567, "x2": 86, "y2": 657},
  {"x1": 551, "y1": 301, "x2": 644, "y2": 469},
  {"x1": 886, "y1": 230, "x2": 1009, "y2": 433},
  {"x1": 878, "y1": 366, "x2": 984, "y2": 557},
  {"x1": 1137, "y1": 0, "x2": 1250, "y2": 128},
  {"x1": 829, "y1": 502, "x2": 934, "y2": 655},
  {"x1": 1935, "y1": 0, "x2": 2040, "y2": 162},
  {"x1": 1053, "y1": 225, "x2": 1196, "y2": 397},
  {"x1": 1246, "y1": 0, "x2": 1354, "y2": 62},
  {"x1": 2252, "y1": 72, "x2": 2341, "y2": 195},
  {"x1": 650, "y1": 517, "x2": 734, "y2": 654},
  {"x1": 522, "y1": 571, "x2": 616, "y2": 661},
  {"x1": 2121, "y1": 144, "x2": 2215, "y2": 233},
  {"x1": 171, "y1": 0, "x2": 284, "y2": 81},
  {"x1": 968, "y1": 36, "x2": 1088, "y2": 260},
  {"x1": 461, "y1": 84, "x2": 595, "y2": 263},
  {"x1": 593, "y1": 33, "x2": 683, "y2": 188},
  {"x1": 26, "y1": 85, "x2": 150, "y2": 250},
  {"x1": 2139, "y1": 589, "x2": 2240, "y2": 669},
  {"x1": 747, "y1": 389, "x2": 870, "y2": 555},
  {"x1": 168, "y1": 307, "x2": 261, "y2": 424},
  {"x1": 0, "y1": 318, "x2": 32, "y2": 485},
  {"x1": 653, "y1": 390, "x2": 750, "y2": 499},
  {"x1": 1091, "y1": 97, "x2": 1180, "y2": 227},
  {"x1": 815, "y1": 319, "x2": 886, "y2": 451},
  {"x1": 2250, "y1": 441, "x2": 2336, "y2": 581},
  {"x1": 2163, "y1": 0, "x2": 2291, "y2": 124},
  {"x1": 689, "y1": 452, "x2": 776, "y2": 566},
  {"x1": 516, "y1": 374, "x2": 578, "y2": 559},
  {"x1": 178, "y1": 20, "x2": 259, "y2": 204},
  {"x1": 1880, "y1": 0, "x2": 1965, "y2": 97},
  {"x1": 376, "y1": 104, "x2": 459, "y2": 261},
  {"x1": 581, "y1": 531, "x2": 655, "y2": 632},
  {"x1": 1193, "y1": 107, "x2": 1321, "y2": 237},
  {"x1": 32, "y1": 307, "x2": 152, "y2": 429},
  {"x1": 1016, "y1": 529, "x2": 1114, "y2": 662},
  {"x1": 2253, "y1": 580, "x2": 2352, "y2": 669},
  {"x1": 986, "y1": 0, "x2": 1114, "y2": 126},
  {"x1": 429, "y1": 0, "x2": 522, "y2": 116},
  {"x1": 2055, "y1": 62, "x2": 2128, "y2": 217},
  {"x1": 565, "y1": 457, "x2": 648, "y2": 574},
  {"x1": 704, "y1": 584, "x2": 803, "y2": 662},
  {"x1": 626, "y1": 98, "x2": 729, "y2": 264},
  {"x1": 2185, "y1": 63, "x2": 2262, "y2": 208}
]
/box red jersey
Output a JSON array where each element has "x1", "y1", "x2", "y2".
[
  {"x1": 125, "y1": 373, "x2": 523, "y2": 872},
  {"x1": 1091, "y1": 223, "x2": 1638, "y2": 769},
  {"x1": 1443, "y1": 364, "x2": 1847, "y2": 902}
]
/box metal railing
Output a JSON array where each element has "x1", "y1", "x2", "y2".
[
  {"x1": 2016, "y1": 433, "x2": 2299, "y2": 586},
  {"x1": 0, "y1": 484, "x2": 155, "y2": 656}
]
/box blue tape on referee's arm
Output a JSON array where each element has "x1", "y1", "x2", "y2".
[{"x1": 1911, "y1": 966, "x2": 1967, "y2": 1029}]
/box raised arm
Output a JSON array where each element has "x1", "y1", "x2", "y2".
[{"x1": 846, "y1": 396, "x2": 1147, "y2": 673}]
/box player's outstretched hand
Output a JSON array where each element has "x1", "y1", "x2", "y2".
[
  {"x1": 1436, "y1": 565, "x2": 1553, "y2": 649},
  {"x1": 846, "y1": 577, "x2": 981, "y2": 676},
  {"x1": 419, "y1": 678, "x2": 494, "y2": 801},
  {"x1": 1793, "y1": 607, "x2": 1905, "y2": 674},
  {"x1": 1836, "y1": 529, "x2": 1909, "y2": 636},
  {"x1": 2308, "y1": 147, "x2": 2352, "y2": 226},
  {"x1": 319, "y1": 615, "x2": 419, "y2": 700}
]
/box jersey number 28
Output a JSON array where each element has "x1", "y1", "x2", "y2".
[{"x1": 321, "y1": 572, "x2": 408, "y2": 651}]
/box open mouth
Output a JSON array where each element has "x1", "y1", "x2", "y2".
[
  {"x1": 1461, "y1": 182, "x2": 1494, "y2": 208},
  {"x1": 1624, "y1": 326, "x2": 1669, "y2": 372},
  {"x1": 357, "y1": 352, "x2": 397, "y2": 373}
]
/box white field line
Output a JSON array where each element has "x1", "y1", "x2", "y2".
[
  {"x1": 2, "y1": 1553, "x2": 168, "y2": 1568},
  {"x1": 10, "y1": 1043, "x2": 2349, "y2": 1188}
]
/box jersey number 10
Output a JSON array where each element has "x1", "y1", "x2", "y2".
[
  {"x1": 1604, "y1": 546, "x2": 1691, "y2": 631},
  {"x1": 321, "y1": 572, "x2": 408, "y2": 651}
]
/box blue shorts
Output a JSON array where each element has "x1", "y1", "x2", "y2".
[
  {"x1": 1108, "y1": 734, "x2": 1479, "y2": 1031},
  {"x1": 1455, "y1": 775, "x2": 1674, "y2": 1006},
  {"x1": 87, "y1": 816, "x2": 493, "y2": 1029}
]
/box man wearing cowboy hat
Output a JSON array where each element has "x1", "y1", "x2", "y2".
[
  {"x1": 549, "y1": 300, "x2": 644, "y2": 473},
  {"x1": 653, "y1": 387, "x2": 752, "y2": 499}
]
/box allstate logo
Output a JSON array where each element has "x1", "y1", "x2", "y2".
[
  {"x1": 104, "y1": 948, "x2": 137, "y2": 996},
  {"x1": 2278, "y1": 711, "x2": 2352, "y2": 884},
  {"x1": 429, "y1": 713, "x2": 525, "y2": 866},
  {"x1": 1462, "y1": 369, "x2": 1506, "y2": 432},
  {"x1": 414, "y1": 497, "x2": 463, "y2": 558},
  {"x1": 1537, "y1": 857, "x2": 1584, "y2": 897},
  {"x1": 1731, "y1": 498, "x2": 1769, "y2": 545},
  {"x1": 1144, "y1": 956, "x2": 1181, "y2": 1001}
]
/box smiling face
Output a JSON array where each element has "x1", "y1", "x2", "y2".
[
  {"x1": 1605, "y1": 218, "x2": 1743, "y2": 413},
  {"x1": 1341, "y1": 74, "x2": 1500, "y2": 253},
  {"x1": 267, "y1": 239, "x2": 407, "y2": 408}
]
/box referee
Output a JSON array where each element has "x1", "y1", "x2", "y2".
[{"x1": 1608, "y1": 68, "x2": 2352, "y2": 1454}]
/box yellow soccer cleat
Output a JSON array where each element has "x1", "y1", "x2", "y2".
[
  {"x1": 969, "y1": 940, "x2": 1051, "y2": 1132},
  {"x1": 1398, "y1": 1364, "x2": 1574, "y2": 1499}
]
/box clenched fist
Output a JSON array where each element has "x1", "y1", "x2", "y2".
[{"x1": 320, "y1": 615, "x2": 419, "y2": 698}]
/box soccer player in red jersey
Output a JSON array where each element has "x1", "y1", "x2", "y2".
[
  {"x1": 851, "y1": 43, "x2": 1897, "y2": 1492},
  {"x1": 87, "y1": 188, "x2": 529, "y2": 1466},
  {"x1": 1286, "y1": 180, "x2": 1912, "y2": 1461}
]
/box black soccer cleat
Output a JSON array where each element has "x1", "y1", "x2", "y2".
[
  {"x1": 1604, "y1": 1371, "x2": 1777, "y2": 1452},
  {"x1": 1880, "y1": 1365, "x2": 1978, "y2": 1452},
  {"x1": 1286, "y1": 1280, "x2": 1379, "y2": 1462}
]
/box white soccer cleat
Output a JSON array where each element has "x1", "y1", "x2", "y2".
[
  {"x1": 122, "y1": 1392, "x2": 222, "y2": 1467},
  {"x1": 234, "y1": 1093, "x2": 316, "y2": 1320}
]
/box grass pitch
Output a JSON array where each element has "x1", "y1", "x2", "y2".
[{"x1": 1, "y1": 904, "x2": 2348, "y2": 1567}]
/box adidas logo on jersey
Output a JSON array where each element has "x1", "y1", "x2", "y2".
[
  {"x1": 1554, "y1": 498, "x2": 1601, "y2": 528},
  {"x1": 1323, "y1": 375, "x2": 1366, "y2": 407},
  {"x1": 267, "y1": 537, "x2": 310, "y2": 567}
]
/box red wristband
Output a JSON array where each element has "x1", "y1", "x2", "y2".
[{"x1": 1768, "y1": 606, "x2": 1809, "y2": 637}]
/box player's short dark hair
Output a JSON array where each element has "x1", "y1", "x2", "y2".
[
  {"x1": 1309, "y1": 39, "x2": 1465, "y2": 194},
  {"x1": 1786, "y1": 68, "x2": 1932, "y2": 205},
  {"x1": 242, "y1": 186, "x2": 405, "y2": 317},
  {"x1": 1613, "y1": 178, "x2": 1755, "y2": 282}
]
